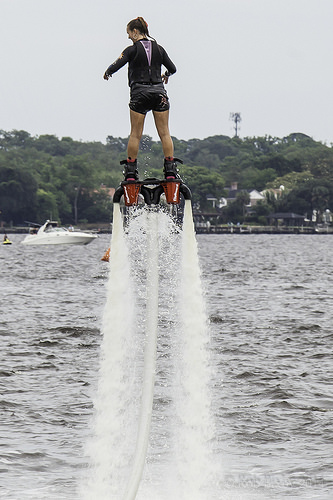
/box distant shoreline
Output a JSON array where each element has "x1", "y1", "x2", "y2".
[
  {"x1": 2, "y1": 225, "x2": 333, "y2": 235},
  {"x1": 194, "y1": 225, "x2": 333, "y2": 234}
]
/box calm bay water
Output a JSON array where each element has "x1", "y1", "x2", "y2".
[{"x1": 0, "y1": 232, "x2": 332, "y2": 499}]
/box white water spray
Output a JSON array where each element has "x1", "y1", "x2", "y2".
[
  {"x1": 81, "y1": 200, "x2": 214, "y2": 499},
  {"x1": 123, "y1": 211, "x2": 159, "y2": 499},
  {"x1": 80, "y1": 203, "x2": 138, "y2": 499},
  {"x1": 174, "y1": 200, "x2": 213, "y2": 499}
]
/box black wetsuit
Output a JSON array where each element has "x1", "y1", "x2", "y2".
[{"x1": 105, "y1": 39, "x2": 176, "y2": 114}]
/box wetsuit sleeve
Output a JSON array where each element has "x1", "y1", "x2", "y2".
[
  {"x1": 159, "y1": 45, "x2": 177, "y2": 75},
  {"x1": 105, "y1": 46, "x2": 134, "y2": 77}
]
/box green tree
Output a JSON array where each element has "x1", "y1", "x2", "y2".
[
  {"x1": 2, "y1": 127, "x2": 333, "y2": 225},
  {"x1": 36, "y1": 189, "x2": 59, "y2": 222},
  {"x1": 181, "y1": 165, "x2": 225, "y2": 211},
  {"x1": 60, "y1": 156, "x2": 97, "y2": 224},
  {"x1": 81, "y1": 190, "x2": 113, "y2": 222},
  {"x1": 0, "y1": 165, "x2": 38, "y2": 224},
  {"x1": 276, "y1": 180, "x2": 333, "y2": 216},
  {"x1": 311, "y1": 185, "x2": 330, "y2": 213}
]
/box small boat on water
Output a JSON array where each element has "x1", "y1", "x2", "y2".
[{"x1": 22, "y1": 220, "x2": 97, "y2": 246}]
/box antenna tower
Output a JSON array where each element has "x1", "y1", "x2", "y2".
[{"x1": 230, "y1": 112, "x2": 242, "y2": 137}]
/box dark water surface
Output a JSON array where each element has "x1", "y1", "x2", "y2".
[
  {"x1": 0, "y1": 233, "x2": 332, "y2": 499},
  {"x1": 201, "y1": 234, "x2": 333, "y2": 499}
]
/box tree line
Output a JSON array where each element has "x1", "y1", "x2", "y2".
[{"x1": 1, "y1": 129, "x2": 333, "y2": 226}]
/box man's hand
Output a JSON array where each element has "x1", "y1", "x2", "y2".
[{"x1": 103, "y1": 72, "x2": 110, "y2": 80}]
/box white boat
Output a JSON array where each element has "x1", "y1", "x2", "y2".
[{"x1": 22, "y1": 220, "x2": 97, "y2": 246}]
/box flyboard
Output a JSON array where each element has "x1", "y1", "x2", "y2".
[
  {"x1": 113, "y1": 176, "x2": 191, "y2": 500},
  {"x1": 113, "y1": 176, "x2": 191, "y2": 207}
]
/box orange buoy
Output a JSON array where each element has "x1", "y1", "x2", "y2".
[{"x1": 101, "y1": 247, "x2": 110, "y2": 262}]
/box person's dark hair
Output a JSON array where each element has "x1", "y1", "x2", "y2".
[{"x1": 127, "y1": 17, "x2": 150, "y2": 37}]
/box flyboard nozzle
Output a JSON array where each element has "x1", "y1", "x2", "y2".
[
  {"x1": 161, "y1": 179, "x2": 192, "y2": 204},
  {"x1": 161, "y1": 180, "x2": 181, "y2": 204},
  {"x1": 113, "y1": 182, "x2": 141, "y2": 206},
  {"x1": 123, "y1": 182, "x2": 141, "y2": 206}
]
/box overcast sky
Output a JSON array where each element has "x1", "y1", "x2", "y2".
[{"x1": 1, "y1": 0, "x2": 333, "y2": 145}]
